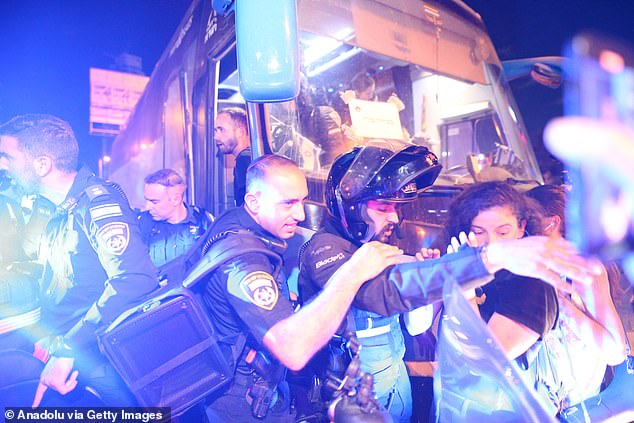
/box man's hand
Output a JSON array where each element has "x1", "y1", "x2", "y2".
[
  {"x1": 416, "y1": 247, "x2": 441, "y2": 261},
  {"x1": 345, "y1": 241, "x2": 404, "y2": 286},
  {"x1": 32, "y1": 357, "x2": 78, "y2": 407},
  {"x1": 485, "y1": 236, "x2": 600, "y2": 292}
]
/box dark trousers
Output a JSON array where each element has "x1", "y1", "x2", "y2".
[
  {"x1": 409, "y1": 376, "x2": 434, "y2": 423},
  {"x1": 206, "y1": 371, "x2": 294, "y2": 422}
]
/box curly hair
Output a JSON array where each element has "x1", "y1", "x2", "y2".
[{"x1": 444, "y1": 181, "x2": 544, "y2": 242}]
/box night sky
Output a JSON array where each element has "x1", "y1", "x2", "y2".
[
  {"x1": 0, "y1": 0, "x2": 190, "y2": 167},
  {"x1": 1, "y1": 0, "x2": 633, "y2": 173},
  {"x1": 468, "y1": 0, "x2": 634, "y2": 181}
]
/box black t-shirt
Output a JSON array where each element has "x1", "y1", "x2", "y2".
[
  {"x1": 233, "y1": 148, "x2": 251, "y2": 207},
  {"x1": 478, "y1": 270, "x2": 558, "y2": 338}
]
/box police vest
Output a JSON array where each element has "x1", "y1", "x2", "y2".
[{"x1": 97, "y1": 229, "x2": 282, "y2": 415}]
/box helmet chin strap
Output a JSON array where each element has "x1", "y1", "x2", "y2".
[{"x1": 359, "y1": 203, "x2": 376, "y2": 242}]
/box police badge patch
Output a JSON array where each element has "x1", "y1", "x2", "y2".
[
  {"x1": 96, "y1": 222, "x2": 130, "y2": 255},
  {"x1": 239, "y1": 271, "x2": 278, "y2": 310}
]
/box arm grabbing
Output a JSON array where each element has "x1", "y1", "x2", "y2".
[{"x1": 263, "y1": 242, "x2": 403, "y2": 370}]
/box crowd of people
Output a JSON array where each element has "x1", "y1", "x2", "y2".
[{"x1": 0, "y1": 112, "x2": 631, "y2": 423}]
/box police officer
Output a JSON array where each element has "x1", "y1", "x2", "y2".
[
  {"x1": 0, "y1": 170, "x2": 55, "y2": 353},
  {"x1": 198, "y1": 154, "x2": 405, "y2": 422},
  {"x1": 138, "y1": 168, "x2": 213, "y2": 267},
  {"x1": 0, "y1": 114, "x2": 159, "y2": 406},
  {"x1": 298, "y1": 140, "x2": 600, "y2": 422},
  {"x1": 0, "y1": 189, "x2": 35, "y2": 352}
]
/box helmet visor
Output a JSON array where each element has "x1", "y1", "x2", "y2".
[{"x1": 338, "y1": 139, "x2": 413, "y2": 201}]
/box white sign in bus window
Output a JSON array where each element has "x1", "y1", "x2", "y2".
[{"x1": 348, "y1": 99, "x2": 405, "y2": 140}]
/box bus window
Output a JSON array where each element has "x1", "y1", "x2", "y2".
[
  {"x1": 163, "y1": 73, "x2": 188, "y2": 178},
  {"x1": 262, "y1": 1, "x2": 541, "y2": 233}
]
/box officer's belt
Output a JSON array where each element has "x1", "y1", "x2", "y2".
[
  {"x1": 353, "y1": 315, "x2": 394, "y2": 339},
  {"x1": 0, "y1": 307, "x2": 41, "y2": 335}
]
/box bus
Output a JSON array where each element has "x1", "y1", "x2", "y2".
[{"x1": 108, "y1": 0, "x2": 543, "y2": 256}]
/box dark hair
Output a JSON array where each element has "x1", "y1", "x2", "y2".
[
  {"x1": 526, "y1": 184, "x2": 566, "y2": 237},
  {"x1": 144, "y1": 168, "x2": 185, "y2": 187},
  {"x1": 0, "y1": 114, "x2": 78, "y2": 172},
  {"x1": 351, "y1": 72, "x2": 375, "y2": 94},
  {"x1": 246, "y1": 154, "x2": 298, "y2": 192},
  {"x1": 218, "y1": 107, "x2": 248, "y2": 131},
  {"x1": 444, "y1": 181, "x2": 544, "y2": 241}
]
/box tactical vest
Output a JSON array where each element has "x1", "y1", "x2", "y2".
[{"x1": 98, "y1": 229, "x2": 282, "y2": 416}]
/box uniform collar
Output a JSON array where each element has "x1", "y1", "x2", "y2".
[
  {"x1": 324, "y1": 216, "x2": 362, "y2": 247},
  {"x1": 180, "y1": 203, "x2": 200, "y2": 224},
  {"x1": 214, "y1": 206, "x2": 283, "y2": 244},
  {"x1": 58, "y1": 165, "x2": 96, "y2": 211}
]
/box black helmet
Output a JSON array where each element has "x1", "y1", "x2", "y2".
[{"x1": 325, "y1": 139, "x2": 442, "y2": 241}]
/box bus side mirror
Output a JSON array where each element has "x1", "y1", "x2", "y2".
[{"x1": 235, "y1": 0, "x2": 300, "y2": 103}]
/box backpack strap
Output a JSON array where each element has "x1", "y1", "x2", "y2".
[{"x1": 183, "y1": 229, "x2": 283, "y2": 289}]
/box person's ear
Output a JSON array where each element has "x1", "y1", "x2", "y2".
[
  {"x1": 167, "y1": 187, "x2": 183, "y2": 205},
  {"x1": 32, "y1": 156, "x2": 53, "y2": 177},
  {"x1": 244, "y1": 191, "x2": 260, "y2": 214}
]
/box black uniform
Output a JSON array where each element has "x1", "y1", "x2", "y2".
[
  {"x1": 138, "y1": 204, "x2": 213, "y2": 267},
  {"x1": 200, "y1": 206, "x2": 294, "y2": 422},
  {"x1": 299, "y1": 218, "x2": 493, "y2": 317},
  {"x1": 478, "y1": 270, "x2": 558, "y2": 340},
  {"x1": 234, "y1": 147, "x2": 251, "y2": 207},
  {"x1": 40, "y1": 166, "x2": 159, "y2": 405}
]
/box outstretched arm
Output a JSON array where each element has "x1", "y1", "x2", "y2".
[
  {"x1": 263, "y1": 242, "x2": 404, "y2": 370},
  {"x1": 562, "y1": 261, "x2": 627, "y2": 365},
  {"x1": 484, "y1": 236, "x2": 599, "y2": 292}
]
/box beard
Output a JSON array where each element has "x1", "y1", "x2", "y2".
[
  {"x1": 371, "y1": 222, "x2": 397, "y2": 244},
  {"x1": 11, "y1": 169, "x2": 39, "y2": 196}
]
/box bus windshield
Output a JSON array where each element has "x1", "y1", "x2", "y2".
[{"x1": 247, "y1": 0, "x2": 542, "y2": 205}]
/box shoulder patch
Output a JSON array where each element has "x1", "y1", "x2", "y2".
[
  {"x1": 89, "y1": 203, "x2": 123, "y2": 221},
  {"x1": 239, "y1": 271, "x2": 278, "y2": 310},
  {"x1": 85, "y1": 184, "x2": 110, "y2": 200},
  {"x1": 96, "y1": 222, "x2": 130, "y2": 255}
]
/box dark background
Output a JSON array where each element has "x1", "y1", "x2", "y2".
[
  {"x1": 0, "y1": 0, "x2": 190, "y2": 167},
  {"x1": 468, "y1": 0, "x2": 634, "y2": 182},
  {"x1": 1, "y1": 0, "x2": 633, "y2": 175}
]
